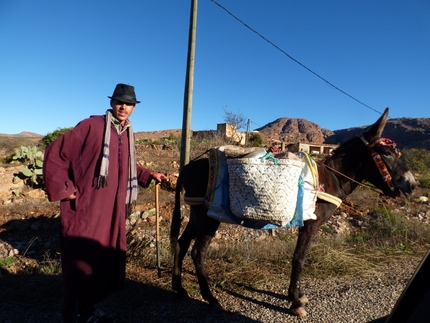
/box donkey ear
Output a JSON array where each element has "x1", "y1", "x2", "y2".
[{"x1": 362, "y1": 107, "x2": 389, "y2": 143}]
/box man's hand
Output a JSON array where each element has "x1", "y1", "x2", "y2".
[
  {"x1": 65, "y1": 192, "x2": 76, "y2": 200},
  {"x1": 151, "y1": 172, "x2": 167, "y2": 183}
]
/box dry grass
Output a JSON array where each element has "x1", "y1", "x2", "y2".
[{"x1": 123, "y1": 201, "x2": 430, "y2": 296}]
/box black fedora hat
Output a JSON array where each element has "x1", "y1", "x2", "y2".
[{"x1": 108, "y1": 83, "x2": 140, "y2": 104}]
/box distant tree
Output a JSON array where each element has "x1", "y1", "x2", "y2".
[
  {"x1": 222, "y1": 106, "x2": 248, "y2": 145},
  {"x1": 40, "y1": 127, "x2": 74, "y2": 148},
  {"x1": 222, "y1": 106, "x2": 247, "y2": 131}
]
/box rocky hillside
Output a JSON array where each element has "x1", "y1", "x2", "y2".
[
  {"x1": 255, "y1": 117, "x2": 430, "y2": 150},
  {"x1": 255, "y1": 118, "x2": 334, "y2": 144},
  {"x1": 325, "y1": 117, "x2": 430, "y2": 150}
]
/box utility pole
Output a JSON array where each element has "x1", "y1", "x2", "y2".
[
  {"x1": 245, "y1": 118, "x2": 250, "y2": 145},
  {"x1": 180, "y1": 0, "x2": 198, "y2": 170}
]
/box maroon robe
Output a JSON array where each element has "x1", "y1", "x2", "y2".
[{"x1": 43, "y1": 114, "x2": 152, "y2": 321}]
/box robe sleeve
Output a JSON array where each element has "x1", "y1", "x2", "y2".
[
  {"x1": 43, "y1": 124, "x2": 87, "y2": 202},
  {"x1": 137, "y1": 165, "x2": 153, "y2": 188}
]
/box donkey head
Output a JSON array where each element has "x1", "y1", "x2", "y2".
[{"x1": 361, "y1": 108, "x2": 416, "y2": 198}]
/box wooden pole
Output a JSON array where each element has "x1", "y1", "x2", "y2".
[
  {"x1": 246, "y1": 118, "x2": 250, "y2": 145},
  {"x1": 155, "y1": 183, "x2": 161, "y2": 278},
  {"x1": 180, "y1": 0, "x2": 198, "y2": 170}
]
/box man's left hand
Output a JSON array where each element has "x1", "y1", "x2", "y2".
[{"x1": 151, "y1": 172, "x2": 167, "y2": 183}]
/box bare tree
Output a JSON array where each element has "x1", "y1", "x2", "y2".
[
  {"x1": 222, "y1": 106, "x2": 247, "y2": 145},
  {"x1": 222, "y1": 106, "x2": 247, "y2": 130}
]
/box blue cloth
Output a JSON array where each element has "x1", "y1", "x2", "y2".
[{"x1": 207, "y1": 149, "x2": 304, "y2": 229}]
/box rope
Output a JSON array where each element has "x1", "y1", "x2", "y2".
[
  {"x1": 259, "y1": 152, "x2": 279, "y2": 164},
  {"x1": 320, "y1": 162, "x2": 384, "y2": 195}
]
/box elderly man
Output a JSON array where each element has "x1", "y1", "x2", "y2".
[{"x1": 43, "y1": 83, "x2": 166, "y2": 323}]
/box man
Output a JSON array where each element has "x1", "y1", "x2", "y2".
[{"x1": 43, "y1": 83, "x2": 167, "y2": 323}]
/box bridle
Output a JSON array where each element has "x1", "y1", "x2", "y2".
[
  {"x1": 320, "y1": 136, "x2": 402, "y2": 198},
  {"x1": 360, "y1": 136, "x2": 402, "y2": 191}
]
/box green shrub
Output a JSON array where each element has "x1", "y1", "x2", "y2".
[
  {"x1": 248, "y1": 133, "x2": 263, "y2": 147},
  {"x1": 403, "y1": 148, "x2": 430, "y2": 174},
  {"x1": 136, "y1": 138, "x2": 153, "y2": 145},
  {"x1": 0, "y1": 256, "x2": 15, "y2": 268},
  {"x1": 349, "y1": 206, "x2": 429, "y2": 253},
  {"x1": 368, "y1": 207, "x2": 408, "y2": 237},
  {"x1": 163, "y1": 133, "x2": 180, "y2": 146},
  {"x1": 418, "y1": 174, "x2": 430, "y2": 188},
  {"x1": 40, "y1": 127, "x2": 73, "y2": 148},
  {"x1": 12, "y1": 146, "x2": 44, "y2": 195}
]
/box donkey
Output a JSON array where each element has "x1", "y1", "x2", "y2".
[{"x1": 170, "y1": 108, "x2": 415, "y2": 316}]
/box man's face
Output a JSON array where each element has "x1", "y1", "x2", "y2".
[{"x1": 111, "y1": 100, "x2": 135, "y2": 124}]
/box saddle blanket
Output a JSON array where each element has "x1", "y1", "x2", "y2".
[{"x1": 204, "y1": 146, "x2": 318, "y2": 229}]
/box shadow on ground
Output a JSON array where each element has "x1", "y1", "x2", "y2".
[{"x1": 0, "y1": 271, "x2": 261, "y2": 323}]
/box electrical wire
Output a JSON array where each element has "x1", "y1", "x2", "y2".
[{"x1": 211, "y1": 0, "x2": 383, "y2": 116}]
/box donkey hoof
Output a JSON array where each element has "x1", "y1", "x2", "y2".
[
  {"x1": 299, "y1": 295, "x2": 309, "y2": 304},
  {"x1": 291, "y1": 307, "x2": 307, "y2": 317}
]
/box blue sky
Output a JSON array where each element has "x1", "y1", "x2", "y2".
[{"x1": 1, "y1": 0, "x2": 429, "y2": 136}]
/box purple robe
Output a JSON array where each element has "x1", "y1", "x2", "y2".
[{"x1": 43, "y1": 115, "x2": 152, "y2": 320}]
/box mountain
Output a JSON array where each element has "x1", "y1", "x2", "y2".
[
  {"x1": 0, "y1": 132, "x2": 43, "y2": 138},
  {"x1": 255, "y1": 117, "x2": 430, "y2": 150},
  {"x1": 255, "y1": 118, "x2": 334, "y2": 144},
  {"x1": 325, "y1": 118, "x2": 430, "y2": 150}
]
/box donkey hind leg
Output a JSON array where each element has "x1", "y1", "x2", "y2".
[
  {"x1": 288, "y1": 221, "x2": 320, "y2": 317},
  {"x1": 172, "y1": 212, "x2": 197, "y2": 298},
  {"x1": 190, "y1": 210, "x2": 221, "y2": 307}
]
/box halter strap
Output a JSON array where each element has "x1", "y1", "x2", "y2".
[{"x1": 360, "y1": 136, "x2": 396, "y2": 191}]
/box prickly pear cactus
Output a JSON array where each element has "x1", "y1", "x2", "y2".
[{"x1": 12, "y1": 146, "x2": 44, "y2": 195}]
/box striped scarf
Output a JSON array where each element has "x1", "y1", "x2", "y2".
[{"x1": 97, "y1": 109, "x2": 138, "y2": 204}]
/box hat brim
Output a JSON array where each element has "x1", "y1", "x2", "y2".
[{"x1": 108, "y1": 96, "x2": 140, "y2": 104}]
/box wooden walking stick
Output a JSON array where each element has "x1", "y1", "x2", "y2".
[{"x1": 155, "y1": 183, "x2": 161, "y2": 278}]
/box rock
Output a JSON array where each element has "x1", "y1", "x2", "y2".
[
  {"x1": 141, "y1": 211, "x2": 149, "y2": 220},
  {"x1": 24, "y1": 189, "x2": 46, "y2": 199},
  {"x1": 128, "y1": 211, "x2": 141, "y2": 225},
  {"x1": 418, "y1": 196, "x2": 429, "y2": 203},
  {"x1": 0, "y1": 166, "x2": 24, "y2": 204}
]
